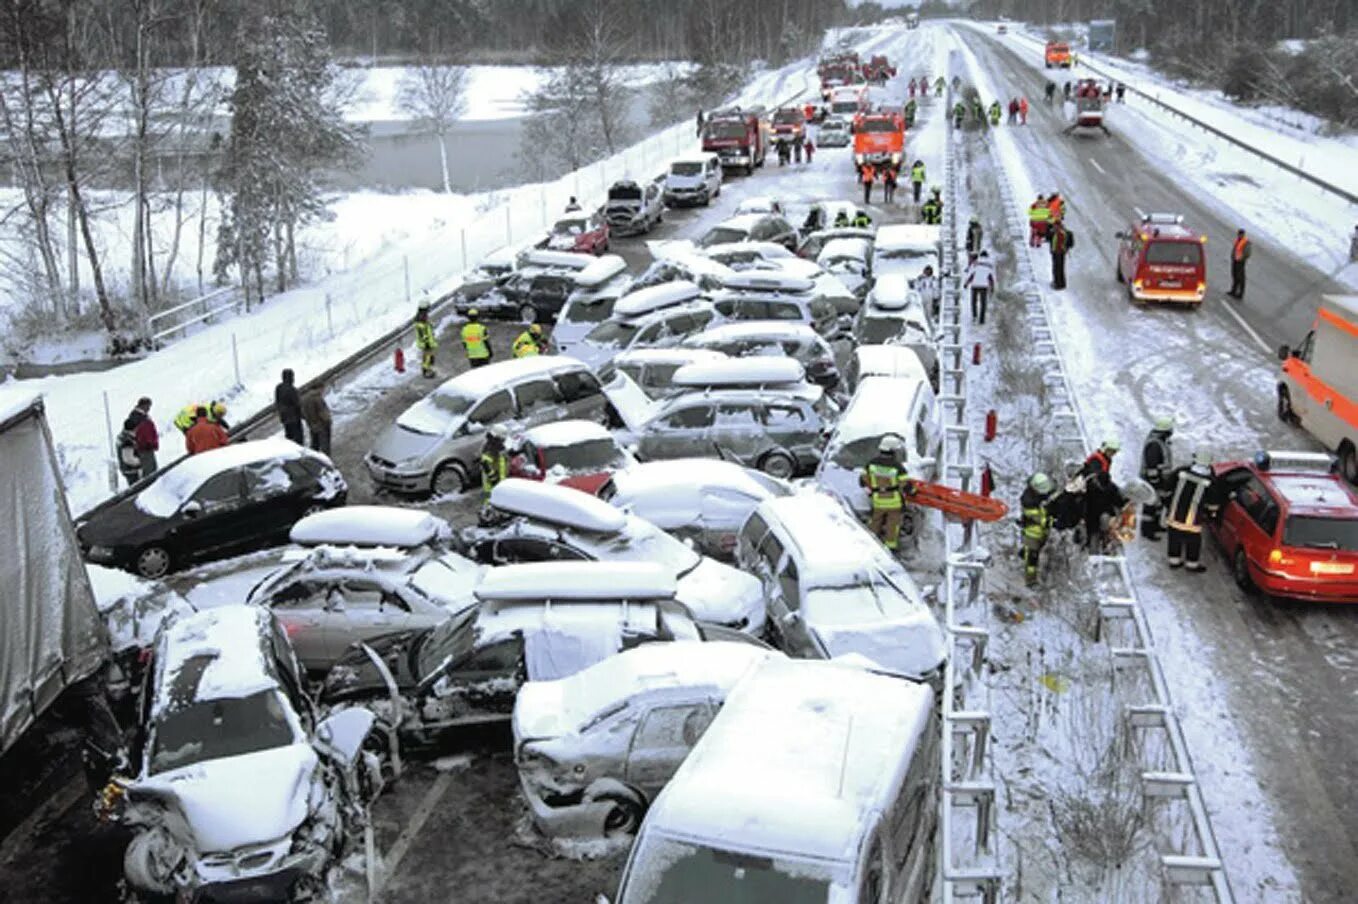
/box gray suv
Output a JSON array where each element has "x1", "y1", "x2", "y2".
[{"x1": 365, "y1": 357, "x2": 611, "y2": 496}]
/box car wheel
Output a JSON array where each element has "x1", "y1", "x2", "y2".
[
  {"x1": 1340, "y1": 441, "x2": 1358, "y2": 485},
  {"x1": 1276, "y1": 385, "x2": 1297, "y2": 425},
  {"x1": 1232, "y1": 549, "x2": 1256, "y2": 594},
  {"x1": 518, "y1": 303, "x2": 537, "y2": 324},
  {"x1": 1115, "y1": 260, "x2": 1124, "y2": 283},
  {"x1": 759, "y1": 450, "x2": 797, "y2": 480},
  {"x1": 595, "y1": 788, "x2": 645, "y2": 837},
  {"x1": 135, "y1": 545, "x2": 172, "y2": 579},
  {"x1": 431, "y1": 463, "x2": 468, "y2": 497}
]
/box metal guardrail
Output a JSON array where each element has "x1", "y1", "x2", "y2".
[
  {"x1": 1005, "y1": 28, "x2": 1358, "y2": 207},
  {"x1": 937, "y1": 80, "x2": 1002, "y2": 904},
  {"x1": 989, "y1": 118, "x2": 1237, "y2": 904}
]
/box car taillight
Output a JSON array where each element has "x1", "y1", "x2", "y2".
[
  {"x1": 1267, "y1": 548, "x2": 1295, "y2": 567},
  {"x1": 1132, "y1": 279, "x2": 1143, "y2": 291}
]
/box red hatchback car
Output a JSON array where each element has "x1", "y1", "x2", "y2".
[
  {"x1": 507, "y1": 420, "x2": 636, "y2": 495},
  {"x1": 1210, "y1": 451, "x2": 1358, "y2": 602},
  {"x1": 545, "y1": 211, "x2": 610, "y2": 255}
]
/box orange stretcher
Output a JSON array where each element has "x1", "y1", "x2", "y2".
[{"x1": 910, "y1": 480, "x2": 1010, "y2": 523}]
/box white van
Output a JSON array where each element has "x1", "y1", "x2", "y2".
[
  {"x1": 817, "y1": 375, "x2": 943, "y2": 519},
  {"x1": 551, "y1": 255, "x2": 632, "y2": 356},
  {"x1": 664, "y1": 154, "x2": 723, "y2": 207},
  {"x1": 607, "y1": 657, "x2": 939, "y2": 904}
]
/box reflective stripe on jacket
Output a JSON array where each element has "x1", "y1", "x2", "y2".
[
  {"x1": 1166, "y1": 466, "x2": 1212, "y2": 532},
  {"x1": 480, "y1": 452, "x2": 507, "y2": 493},
  {"x1": 415, "y1": 320, "x2": 437, "y2": 350},
  {"x1": 460, "y1": 322, "x2": 488, "y2": 359},
  {"x1": 863, "y1": 462, "x2": 904, "y2": 510},
  {"x1": 1028, "y1": 204, "x2": 1050, "y2": 223},
  {"x1": 513, "y1": 332, "x2": 540, "y2": 358}
]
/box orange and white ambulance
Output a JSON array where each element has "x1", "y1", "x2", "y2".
[{"x1": 1278, "y1": 295, "x2": 1358, "y2": 483}]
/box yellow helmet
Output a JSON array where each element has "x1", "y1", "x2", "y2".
[
  {"x1": 530, "y1": 324, "x2": 542, "y2": 336},
  {"x1": 211, "y1": 401, "x2": 227, "y2": 419}
]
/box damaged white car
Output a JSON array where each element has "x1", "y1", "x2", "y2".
[{"x1": 98, "y1": 606, "x2": 392, "y2": 903}]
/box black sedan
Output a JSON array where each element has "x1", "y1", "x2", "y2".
[{"x1": 77, "y1": 438, "x2": 347, "y2": 578}]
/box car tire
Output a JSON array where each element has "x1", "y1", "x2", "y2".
[
  {"x1": 518, "y1": 304, "x2": 537, "y2": 324},
  {"x1": 431, "y1": 463, "x2": 469, "y2": 497},
  {"x1": 595, "y1": 788, "x2": 645, "y2": 837},
  {"x1": 1115, "y1": 260, "x2": 1124, "y2": 283},
  {"x1": 1232, "y1": 549, "x2": 1256, "y2": 594},
  {"x1": 759, "y1": 450, "x2": 797, "y2": 480},
  {"x1": 1276, "y1": 385, "x2": 1297, "y2": 425},
  {"x1": 135, "y1": 545, "x2": 173, "y2": 579},
  {"x1": 1340, "y1": 441, "x2": 1358, "y2": 485}
]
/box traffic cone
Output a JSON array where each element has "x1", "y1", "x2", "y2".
[
  {"x1": 394, "y1": 347, "x2": 405, "y2": 373},
  {"x1": 984, "y1": 409, "x2": 997, "y2": 442},
  {"x1": 980, "y1": 462, "x2": 995, "y2": 497}
]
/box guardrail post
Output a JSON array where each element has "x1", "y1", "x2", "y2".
[
  {"x1": 460, "y1": 229, "x2": 468, "y2": 273},
  {"x1": 101, "y1": 390, "x2": 118, "y2": 492},
  {"x1": 231, "y1": 333, "x2": 241, "y2": 388},
  {"x1": 325, "y1": 292, "x2": 334, "y2": 337},
  {"x1": 505, "y1": 206, "x2": 512, "y2": 243}
]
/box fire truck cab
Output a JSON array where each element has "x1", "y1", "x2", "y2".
[
  {"x1": 701, "y1": 109, "x2": 766, "y2": 175},
  {"x1": 770, "y1": 106, "x2": 806, "y2": 142},
  {"x1": 852, "y1": 111, "x2": 905, "y2": 170},
  {"x1": 1115, "y1": 213, "x2": 1207, "y2": 305},
  {"x1": 1045, "y1": 41, "x2": 1072, "y2": 68}
]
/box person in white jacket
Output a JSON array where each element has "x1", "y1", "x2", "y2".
[{"x1": 963, "y1": 250, "x2": 996, "y2": 324}]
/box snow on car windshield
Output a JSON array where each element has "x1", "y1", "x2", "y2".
[
  {"x1": 429, "y1": 388, "x2": 476, "y2": 418},
  {"x1": 585, "y1": 319, "x2": 640, "y2": 348},
  {"x1": 1283, "y1": 516, "x2": 1358, "y2": 552},
  {"x1": 859, "y1": 316, "x2": 906, "y2": 344},
  {"x1": 149, "y1": 689, "x2": 295, "y2": 774},
  {"x1": 543, "y1": 437, "x2": 625, "y2": 472},
  {"x1": 562, "y1": 297, "x2": 618, "y2": 325},
  {"x1": 699, "y1": 227, "x2": 748, "y2": 248},
  {"x1": 623, "y1": 835, "x2": 837, "y2": 902},
  {"x1": 670, "y1": 162, "x2": 703, "y2": 176},
  {"x1": 606, "y1": 518, "x2": 701, "y2": 575}
]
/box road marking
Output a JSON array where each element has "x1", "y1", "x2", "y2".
[
  {"x1": 1218, "y1": 299, "x2": 1272, "y2": 355},
  {"x1": 1088, "y1": 157, "x2": 1106, "y2": 175},
  {"x1": 372, "y1": 770, "x2": 454, "y2": 894}
]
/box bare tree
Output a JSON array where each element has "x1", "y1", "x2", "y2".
[{"x1": 397, "y1": 59, "x2": 468, "y2": 193}]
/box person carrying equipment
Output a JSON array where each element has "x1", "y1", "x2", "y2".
[
  {"x1": 910, "y1": 159, "x2": 926, "y2": 203},
  {"x1": 415, "y1": 299, "x2": 438, "y2": 378},
  {"x1": 1078, "y1": 439, "x2": 1128, "y2": 552},
  {"x1": 860, "y1": 436, "x2": 916, "y2": 551},
  {"x1": 461, "y1": 308, "x2": 491, "y2": 369},
  {"x1": 1019, "y1": 472, "x2": 1056, "y2": 587},
  {"x1": 1164, "y1": 451, "x2": 1225, "y2": 571},
  {"x1": 513, "y1": 323, "x2": 543, "y2": 358},
  {"x1": 1139, "y1": 416, "x2": 1175, "y2": 540},
  {"x1": 480, "y1": 425, "x2": 510, "y2": 501}
]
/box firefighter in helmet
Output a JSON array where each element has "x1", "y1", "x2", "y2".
[
  {"x1": 1139, "y1": 416, "x2": 1175, "y2": 540},
  {"x1": 1164, "y1": 450, "x2": 1225, "y2": 571},
  {"x1": 860, "y1": 435, "x2": 917, "y2": 551},
  {"x1": 513, "y1": 323, "x2": 544, "y2": 358},
  {"x1": 461, "y1": 309, "x2": 491, "y2": 368},
  {"x1": 414, "y1": 299, "x2": 438, "y2": 378},
  {"x1": 480, "y1": 424, "x2": 510, "y2": 501},
  {"x1": 1019, "y1": 472, "x2": 1056, "y2": 587}
]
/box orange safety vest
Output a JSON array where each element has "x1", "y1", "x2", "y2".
[
  {"x1": 1085, "y1": 450, "x2": 1110, "y2": 474},
  {"x1": 1048, "y1": 196, "x2": 1064, "y2": 221},
  {"x1": 861, "y1": 164, "x2": 876, "y2": 183},
  {"x1": 1232, "y1": 235, "x2": 1249, "y2": 261}
]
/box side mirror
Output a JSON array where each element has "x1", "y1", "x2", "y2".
[
  {"x1": 463, "y1": 420, "x2": 487, "y2": 436},
  {"x1": 1277, "y1": 344, "x2": 1290, "y2": 361},
  {"x1": 181, "y1": 500, "x2": 203, "y2": 518}
]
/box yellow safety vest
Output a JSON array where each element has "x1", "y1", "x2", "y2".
[
  {"x1": 415, "y1": 320, "x2": 437, "y2": 350},
  {"x1": 513, "y1": 332, "x2": 540, "y2": 358},
  {"x1": 864, "y1": 462, "x2": 904, "y2": 511},
  {"x1": 460, "y1": 322, "x2": 488, "y2": 359},
  {"x1": 911, "y1": 164, "x2": 925, "y2": 183},
  {"x1": 1029, "y1": 205, "x2": 1050, "y2": 223}
]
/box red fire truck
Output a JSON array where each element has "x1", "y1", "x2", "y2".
[{"x1": 701, "y1": 108, "x2": 766, "y2": 175}]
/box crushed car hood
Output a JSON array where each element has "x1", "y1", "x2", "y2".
[
  {"x1": 676, "y1": 557, "x2": 765, "y2": 631},
  {"x1": 512, "y1": 681, "x2": 569, "y2": 743},
  {"x1": 144, "y1": 744, "x2": 317, "y2": 852}
]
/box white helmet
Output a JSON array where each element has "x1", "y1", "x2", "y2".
[
  {"x1": 489, "y1": 424, "x2": 509, "y2": 440},
  {"x1": 878, "y1": 435, "x2": 904, "y2": 455}
]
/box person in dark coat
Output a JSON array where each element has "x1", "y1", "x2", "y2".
[
  {"x1": 1139, "y1": 416, "x2": 1175, "y2": 539},
  {"x1": 117, "y1": 396, "x2": 159, "y2": 485},
  {"x1": 1049, "y1": 221, "x2": 1073, "y2": 290},
  {"x1": 965, "y1": 215, "x2": 983, "y2": 255},
  {"x1": 275, "y1": 369, "x2": 304, "y2": 444},
  {"x1": 1164, "y1": 451, "x2": 1227, "y2": 571},
  {"x1": 1227, "y1": 229, "x2": 1251, "y2": 299},
  {"x1": 299, "y1": 383, "x2": 332, "y2": 455},
  {"x1": 1078, "y1": 439, "x2": 1127, "y2": 552}
]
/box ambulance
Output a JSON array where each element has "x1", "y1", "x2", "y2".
[{"x1": 1278, "y1": 295, "x2": 1358, "y2": 483}]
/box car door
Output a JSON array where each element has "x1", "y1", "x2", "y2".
[
  {"x1": 265, "y1": 579, "x2": 332, "y2": 671},
  {"x1": 422, "y1": 635, "x2": 527, "y2": 727},
  {"x1": 711, "y1": 401, "x2": 763, "y2": 465},
  {"x1": 1229, "y1": 478, "x2": 1281, "y2": 566},
  {"x1": 513, "y1": 377, "x2": 567, "y2": 427},
  {"x1": 1213, "y1": 468, "x2": 1260, "y2": 552},
  {"x1": 174, "y1": 469, "x2": 251, "y2": 558},
  {"x1": 643, "y1": 402, "x2": 714, "y2": 460},
  {"x1": 325, "y1": 579, "x2": 415, "y2": 663},
  {"x1": 624, "y1": 700, "x2": 719, "y2": 796},
  {"x1": 242, "y1": 459, "x2": 309, "y2": 542}
]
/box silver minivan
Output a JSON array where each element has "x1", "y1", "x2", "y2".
[
  {"x1": 365, "y1": 356, "x2": 611, "y2": 496},
  {"x1": 663, "y1": 153, "x2": 723, "y2": 206}
]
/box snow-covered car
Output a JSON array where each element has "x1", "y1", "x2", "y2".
[
  {"x1": 319, "y1": 562, "x2": 764, "y2": 745},
  {"x1": 599, "y1": 459, "x2": 794, "y2": 560},
  {"x1": 570, "y1": 282, "x2": 720, "y2": 371},
  {"x1": 607, "y1": 348, "x2": 728, "y2": 399},
  {"x1": 604, "y1": 179, "x2": 665, "y2": 236},
  {"x1": 549, "y1": 256, "x2": 633, "y2": 357},
  {"x1": 633, "y1": 245, "x2": 734, "y2": 293},
  {"x1": 853, "y1": 275, "x2": 939, "y2": 384},
  {"x1": 463, "y1": 480, "x2": 766, "y2": 632},
  {"x1": 507, "y1": 420, "x2": 637, "y2": 494},
  {"x1": 872, "y1": 223, "x2": 941, "y2": 281},
  {"x1": 668, "y1": 356, "x2": 812, "y2": 395},
  {"x1": 469, "y1": 249, "x2": 594, "y2": 322},
  {"x1": 545, "y1": 210, "x2": 610, "y2": 255},
  {"x1": 710, "y1": 272, "x2": 842, "y2": 336},
  {"x1": 844, "y1": 344, "x2": 930, "y2": 394},
  {"x1": 77, "y1": 439, "x2": 347, "y2": 579},
  {"x1": 737, "y1": 493, "x2": 948, "y2": 683},
  {"x1": 795, "y1": 225, "x2": 875, "y2": 261},
  {"x1": 245, "y1": 545, "x2": 485, "y2": 673},
  {"x1": 620, "y1": 386, "x2": 831, "y2": 480},
  {"x1": 365, "y1": 356, "x2": 614, "y2": 496},
  {"x1": 816, "y1": 115, "x2": 852, "y2": 147},
  {"x1": 446, "y1": 246, "x2": 519, "y2": 308},
  {"x1": 512, "y1": 642, "x2": 775, "y2": 838},
  {"x1": 104, "y1": 606, "x2": 388, "y2": 902},
  {"x1": 733, "y1": 196, "x2": 784, "y2": 217},
  {"x1": 702, "y1": 241, "x2": 821, "y2": 278},
  {"x1": 816, "y1": 236, "x2": 874, "y2": 298},
  {"x1": 681, "y1": 321, "x2": 841, "y2": 389},
  {"x1": 816, "y1": 376, "x2": 943, "y2": 521},
  {"x1": 663, "y1": 154, "x2": 722, "y2": 207},
  {"x1": 697, "y1": 213, "x2": 799, "y2": 251}
]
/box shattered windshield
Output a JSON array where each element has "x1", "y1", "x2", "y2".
[{"x1": 149, "y1": 690, "x2": 296, "y2": 774}]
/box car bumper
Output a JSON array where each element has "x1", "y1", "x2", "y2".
[
  {"x1": 1130, "y1": 286, "x2": 1205, "y2": 304},
  {"x1": 1252, "y1": 563, "x2": 1358, "y2": 602},
  {"x1": 365, "y1": 456, "x2": 431, "y2": 493},
  {"x1": 664, "y1": 190, "x2": 708, "y2": 206},
  {"x1": 717, "y1": 154, "x2": 752, "y2": 168},
  {"x1": 518, "y1": 773, "x2": 616, "y2": 838},
  {"x1": 606, "y1": 218, "x2": 648, "y2": 236}
]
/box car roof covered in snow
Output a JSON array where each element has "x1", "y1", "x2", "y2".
[
  {"x1": 671, "y1": 357, "x2": 805, "y2": 387},
  {"x1": 818, "y1": 237, "x2": 871, "y2": 261},
  {"x1": 438, "y1": 355, "x2": 587, "y2": 400},
  {"x1": 153, "y1": 605, "x2": 279, "y2": 716},
  {"x1": 489, "y1": 478, "x2": 627, "y2": 533},
  {"x1": 828, "y1": 377, "x2": 929, "y2": 449},
  {"x1": 868, "y1": 273, "x2": 923, "y2": 310},
  {"x1": 671, "y1": 153, "x2": 717, "y2": 166},
  {"x1": 712, "y1": 213, "x2": 772, "y2": 234},
  {"x1": 613, "y1": 281, "x2": 702, "y2": 318},
  {"x1": 520, "y1": 420, "x2": 614, "y2": 449},
  {"x1": 138, "y1": 438, "x2": 321, "y2": 518},
  {"x1": 756, "y1": 493, "x2": 905, "y2": 587},
  {"x1": 607, "y1": 460, "x2": 790, "y2": 527},
  {"x1": 874, "y1": 223, "x2": 940, "y2": 252},
  {"x1": 647, "y1": 658, "x2": 932, "y2": 862},
  {"x1": 853, "y1": 345, "x2": 928, "y2": 383},
  {"x1": 733, "y1": 197, "x2": 782, "y2": 215},
  {"x1": 614, "y1": 347, "x2": 727, "y2": 368},
  {"x1": 519, "y1": 248, "x2": 595, "y2": 271},
  {"x1": 703, "y1": 241, "x2": 794, "y2": 260},
  {"x1": 684, "y1": 320, "x2": 820, "y2": 345},
  {"x1": 720, "y1": 271, "x2": 816, "y2": 295},
  {"x1": 573, "y1": 254, "x2": 627, "y2": 288},
  {"x1": 516, "y1": 641, "x2": 774, "y2": 739},
  {"x1": 289, "y1": 505, "x2": 448, "y2": 548},
  {"x1": 475, "y1": 561, "x2": 676, "y2": 603}
]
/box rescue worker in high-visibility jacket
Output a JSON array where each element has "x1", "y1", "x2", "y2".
[
  {"x1": 1019, "y1": 472, "x2": 1056, "y2": 587},
  {"x1": 860, "y1": 436, "x2": 916, "y2": 551},
  {"x1": 988, "y1": 100, "x2": 1002, "y2": 125},
  {"x1": 910, "y1": 159, "x2": 926, "y2": 204},
  {"x1": 479, "y1": 425, "x2": 510, "y2": 501},
  {"x1": 1078, "y1": 439, "x2": 1126, "y2": 552},
  {"x1": 1164, "y1": 451, "x2": 1226, "y2": 571},
  {"x1": 174, "y1": 400, "x2": 228, "y2": 433},
  {"x1": 934, "y1": 76, "x2": 946, "y2": 97},
  {"x1": 952, "y1": 101, "x2": 966, "y2": 129},
  {"x1": 1028, "y1": 194, "x2": 1050, "y2": 247},
  {"x1": 461, "y1": 309, "x2": 491, "y2": 369},
  {"x1": 1139, "y1": 416, "x2": 1175, "y2": 540},
  {"x1": 513, "y1": 323, "x2": 543, "y2": 358},
  {"x1": 903, "y1": 98, "x2": 917, "y2": 128},
  {"x1": 414, "y1": 300, "x2": 438, "y2": 377}
]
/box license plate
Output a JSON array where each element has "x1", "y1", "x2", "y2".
[
  {"x1": 1310, "y1": 561, "x2": 1355, "y2": 575},
  {"x1": 1160, "y1": 280, "x2": 1181, "y2": 288}
]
